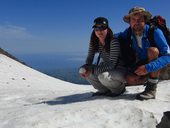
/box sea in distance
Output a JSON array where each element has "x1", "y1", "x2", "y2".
[{"x1": 16, "y1": 52, "x2": 93, "y2": 85}]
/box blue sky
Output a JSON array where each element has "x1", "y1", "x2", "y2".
[{"x1": 0, "y1": 0, "x2": 170, "y2": 56}]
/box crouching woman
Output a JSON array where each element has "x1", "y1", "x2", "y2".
[{"x1": 79, "y1": 17, "x2": 126, "y2": 97}]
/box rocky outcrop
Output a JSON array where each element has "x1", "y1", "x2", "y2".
[
  {"x1": 0, "y1": 47, "x2": 26, "y2": 65},
  {"x1": 159, "y1": 64, "x2": 170, "y2": 80},
  {"x1": 156, "y1": 111, "x2": 170, "y2": 128}
]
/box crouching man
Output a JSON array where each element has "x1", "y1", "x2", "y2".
[{"x1": 118, "y1": 7, "x2": 170, "y2": 100}]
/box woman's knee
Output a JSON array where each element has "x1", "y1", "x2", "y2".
[
  {"x1": 98, "y1": 70, "x2": 126, "y2": 82},
  {"x1": 98, "y1": 72, "x2": 110, "y2": 82}
]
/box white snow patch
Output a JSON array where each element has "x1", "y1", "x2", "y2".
[{"x1": 0, "y1": 54, "x2": 170, "y2": 128}]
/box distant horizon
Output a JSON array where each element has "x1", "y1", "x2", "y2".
[
  {"x1": 15, "y1": 52, "x2": 87, "y2": 71},
  {"x1": 1, "y1": 0, "x2": 170, "y2": 71}
]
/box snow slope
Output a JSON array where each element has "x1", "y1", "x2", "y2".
[{"x1": 0, "y1": 54, "x2": 170, "y2": 128}]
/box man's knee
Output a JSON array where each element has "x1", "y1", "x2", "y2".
[{"x1": 148, "y1": 47, "x2": 159, "y2": 61}]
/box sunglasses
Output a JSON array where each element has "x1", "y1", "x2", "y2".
[{"x1": 94, "y1": 26, "x2": 107, "y2": 31}]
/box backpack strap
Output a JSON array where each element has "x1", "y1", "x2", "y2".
[
  {"x1": 147, "y1": 25, "x2": 164, "y2": 57},
  {"x1": 147, "y1": 25, "x2": 157, "y2": 47}
]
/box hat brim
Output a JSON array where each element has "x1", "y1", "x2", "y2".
[
  {"x1": 123, "y1": 10, "x2": 152, "y2": 23},
  {"x1": 92, "y1": 23, "x2": 108, "y2": 28}
]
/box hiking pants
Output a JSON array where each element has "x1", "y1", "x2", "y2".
[{"x1": 86, "y1": 67, "x2": 127, "y2": 94}]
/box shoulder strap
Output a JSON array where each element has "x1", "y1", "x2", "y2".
[{"x1": 147, "y1": 26, "x2": 157, "y2": 47}]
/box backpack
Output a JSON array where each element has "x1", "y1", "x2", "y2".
[{"x1": 147, "y1": 15, "x2": 170, "y2": 47}]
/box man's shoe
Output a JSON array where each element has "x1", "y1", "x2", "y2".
[
  {"x1": 136, "y1": 92, "x2": 156, "y2": 100},
  {"x1": 136, "y1": 81, "x2": 157, "y2": 100}
]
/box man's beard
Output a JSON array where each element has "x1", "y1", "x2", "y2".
[{"x1": 132, "y1": 25, "x2": 144, "y2": 35}]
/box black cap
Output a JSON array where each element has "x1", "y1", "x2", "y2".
[{"x1": 92, "y1": 17, "x2": 109, "y2": 30}]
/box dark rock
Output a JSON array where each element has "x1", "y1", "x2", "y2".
[
  {"x1": 0, "y1": 47, "x2": 26, "y2": 65},
  {"x1": 156, "y1": 111, "x2": 170, "y2": 128},
  {"x1": 159, "y1": 64, "x2": 170, "y2": 80}
]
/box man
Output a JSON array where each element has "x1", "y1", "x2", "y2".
[{"x1": 119, "y1": 7, "x2": 170, "y2": 100}]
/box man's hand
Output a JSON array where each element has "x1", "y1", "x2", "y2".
[{"x1": 134, "y1": 65, "x2": 148, "y2": 76}]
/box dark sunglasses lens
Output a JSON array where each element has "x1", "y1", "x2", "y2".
[{"x1": 94, "y1": 27, "x2": 106, "y2": 31}]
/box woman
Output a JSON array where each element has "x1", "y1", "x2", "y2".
[{"x1": 79, "y1": 17, "x2": 126, "y2": 97}]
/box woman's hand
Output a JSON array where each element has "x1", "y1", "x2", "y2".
[
  {"x1": 80, "y1": 69, "x2": 92, "y2": 78},
  {"x1": 79, "y1": 64, "x2": 92, "y2": 78}
]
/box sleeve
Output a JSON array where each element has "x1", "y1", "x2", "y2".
[
  {"x1": 145, "y1": 28, "x2": 170, "y2": 72},
  {"x1": 154, "y1": 28, "x2": 170, "y2": 55},
  {"x1": 93, "y1": 38, "x2": 120, "y2": 75},
  {"x1": 145, "y1": 55, "x2": 170, "y2": 72},
  {"x1": 85, "y1": 42, "x2": 95, "y2": 65}
]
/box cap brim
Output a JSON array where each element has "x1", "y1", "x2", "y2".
[{"x1": 92, "y1": 23, "x2": 108, "y2": 28}]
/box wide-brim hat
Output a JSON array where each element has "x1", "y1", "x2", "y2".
[{"x1": 123, "y1": 7, "x2": 152, "y2": 23}]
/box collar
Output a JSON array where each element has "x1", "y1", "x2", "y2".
[{"x1": 143, "y1": 24, "x2": 149, "y2": 38}]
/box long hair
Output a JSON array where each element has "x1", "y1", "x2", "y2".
[{"x1": 90, "y1": 28, "x2": 114, "y2": 53}]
